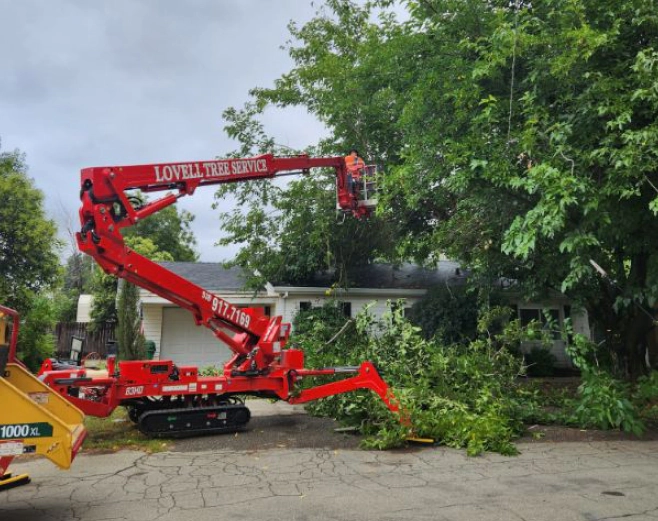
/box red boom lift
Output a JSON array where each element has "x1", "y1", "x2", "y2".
[{"x1": 39, "y1": 154, "x2": 400, "y2": 437}]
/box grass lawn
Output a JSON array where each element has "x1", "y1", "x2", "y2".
[{"x1": 82, "y1": 408, "x2": 170, "y2": 453}]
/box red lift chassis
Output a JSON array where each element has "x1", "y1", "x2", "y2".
[{"x1": 39, "y1": 154, "x2": 401, "y2": 437}]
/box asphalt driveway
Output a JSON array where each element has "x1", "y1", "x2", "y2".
[
  {"x1": 2, "y1": 401, "x2": 658, "y2": 521},
  {"x1": 4, "y1": 441, "x2": 658, "y2": 521},
  {"x1": 170, "y1": 400, "x2": 363, "y2": 452}
]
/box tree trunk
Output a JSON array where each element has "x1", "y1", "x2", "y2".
[
  {"x1": 623, "y1": 311, "x2": 653, "y2": 380},
  {"x1": 647, "y1": 326, "x2": 658, "y2": 369},
  {"x1": 590, "y1": 302, "x2": 653, "y2": 380},
  {"x1": 588, "y1": 251, "x2": 655, "y2": 380}
]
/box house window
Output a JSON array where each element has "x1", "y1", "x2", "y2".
[
  {"x1": 518, "y1": 308, "x2": 561, "y2": 339},
  {"x1": 390, "y1": 301, "x2": 413, "y2": 318},
  {"x1": 299, "y1": 301, "x2": 312, "y2": 312}
]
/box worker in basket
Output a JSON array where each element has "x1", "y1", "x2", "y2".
[{"x1": 345, "y1": 148, "x2": 366, "y2": 196}]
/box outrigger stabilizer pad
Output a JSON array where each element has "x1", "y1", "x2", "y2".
[
  {"x1": 406, "y1": 436, "x2": 435, "y2": 444},
  {"x1": 0, "y1": 472, "x2": 31, "y2": 491}
]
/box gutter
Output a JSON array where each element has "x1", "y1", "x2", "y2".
[{"x1": 271, "y1": 286, "x2": 427, "y2": 298}]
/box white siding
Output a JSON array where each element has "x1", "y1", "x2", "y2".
[
  {"x1": 139, "y1": 283, "x2": 593, "y2": 371},
  {"x1": 142, "y1": 304, "x2": 163, "y2": 355},
  {"x1": 155, "y1": 297, "x2": 279, "y2": 368},
  {"x1": 76, "y1": 294, "x2": 93, "y2": 323},
  {"x1": 571, "y1": 308, "x2": 590, "y2": 338},
  {"x1": 282, "y1": 295, "x2": 424, "y2": 327},
  {"x1": 159, "y1": 307, "x2": 232, "y2": 368},
  {"x1": 140, "y1": 288, "x2": 278, "y2": 362}
]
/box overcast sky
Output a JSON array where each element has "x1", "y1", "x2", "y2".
[{"x1": 0, "y1": 0, "x2": 328, "y2": 261}]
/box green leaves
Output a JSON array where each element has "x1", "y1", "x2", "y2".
[
  {"x1": 0, "y1": 145, "x2": 60, "y2": 313},
  {"x1": 90, "y1": 208, "x2": 189, "y2": 326},
  {"x1": 572, "y1": 370, "x2": 644, "y2": 435},
  {"x1": 297, "y1": 301, "x2": 654, "y2": 452},
  {"x1": 17, "y1": 294, "x2": 57, "y2": 372},
  {"x1": 115, "y1": 280, "x2": 146, "y2": 361},
  {"x1": 406, "y1": 283, "x2": 482, "y2": 343},
  {"x1": 210, "y1": 0, "x2": 658, "y2": 377},
  {"x1": 296, "y1": 301, "x2": 526, "y2": 455},
  {"x1": 0, "y1": 144, "x2": 61, "y2": 370},
  {"x1": 125, "y1": 204, "x2": 197, "y2": 262},
  {"x1": 216, "y1": 100, "x2": 401, "y2": 287},
  {"x1": 562, "y1": 333, "x2": 646, "y2": 434}
]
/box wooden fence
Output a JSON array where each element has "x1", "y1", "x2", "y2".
[{"x1": 54, "y1": 322, "x2": 115, "y2": 359}]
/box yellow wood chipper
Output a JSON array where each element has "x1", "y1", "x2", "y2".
[{"x1": 0, "y1": 305, "x2": 86, "y2": 490}]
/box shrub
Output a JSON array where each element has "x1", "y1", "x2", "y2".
[
  {"x1": 293, "y1": 302, "x2": 353, "y2": 340},
  {"x1": 634, "y1": 371, "x2": 658, "y2": 404},
  {"x1": 633, "y1": 371, "x2": 658, "y2": 424},
  {"x1": 17, "y1": 295, "x2": 57, "y2": 372},
  {"x1": 570, "y1": 370, "x2": 643, "y2": 434},
  {"x1": 565, "y1": 335, "x2": 644, "y2": 435}
]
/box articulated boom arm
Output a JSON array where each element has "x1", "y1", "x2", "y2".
[
  {"x1": 80, "y1": 154, "x2": 363, "y2": 222},
  {"x1": 35, "y1": 153, "x2": 405, "y2": 438},
  {"x1": 77, "y1": 154, "x2": 366, "y2": 375}
]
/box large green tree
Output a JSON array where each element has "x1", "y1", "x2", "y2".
[
  {"x1": 17, "y1": 294, "x2": 58, "y2": 371},
  {"x1": 215, "y1": 102, "x2": 400, "y2": 287},
  {"x1": 124, "y1": 203, "x2": 198, "y2": 262},
  {"x1": 89, "y1": 228, "x2": 181, "y2": 328},
  {"x1": 240, "y1": 0, "x2": 658, "y2": 377},
  {"x1": 57, "y1": 252, "x2": 94, "y2": 322},
  {"x1": 387, "y1": 0, "x2": 658, "y2": 377},
  {"x1": 0, "y1": 143, "x2": 61, "y2": 369},
  {"x1": 0, "y1": 145, "x2": 60, "y2": 312}
]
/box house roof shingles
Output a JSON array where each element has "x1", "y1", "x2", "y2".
[
  {"x1": 157, "y1": 262, "x2": 249, "y2": 291},
  {"x1": 273, "y1": 262, "x2": 466, "y2": 290},
  {"x1": 158, "y1": 261, "x2": 466, "y2": 292}
]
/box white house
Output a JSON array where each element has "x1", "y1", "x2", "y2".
[
  {"x1": 137, "y1": 261, "x2": 461, "y2": 368},
  {"x1": 76, "y1": 261, "x2": 590, "y2": 369}
]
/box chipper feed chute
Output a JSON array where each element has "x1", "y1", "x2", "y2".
[{"x1": 0, "y1": 306, "x2": 86, "y2": 491}]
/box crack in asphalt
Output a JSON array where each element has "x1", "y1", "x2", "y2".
[
  {"x1": 2, "y1": 441, "x2": 658, "y2": 521},
  {"x1": 593, "y1": 506, "x2": 658, "y2": 520}
]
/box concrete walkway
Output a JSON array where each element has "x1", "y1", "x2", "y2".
[{"x1": 2, "y1": 440, "x2": 658, "y2": 521}]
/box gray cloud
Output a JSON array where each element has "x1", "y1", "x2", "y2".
[{"x1": 0, "y1": 0, "x2": 327, "y2": 261}]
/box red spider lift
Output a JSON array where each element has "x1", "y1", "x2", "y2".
[{"x1": 39, "y1": 154, "x2": 401, "y2": 437}]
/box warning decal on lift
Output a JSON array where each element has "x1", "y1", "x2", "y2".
[
  {"x1": 28, "y1": 392, "x2": 50, "y2": 405},
  {"x1": 162, "y1": 385, "x2": 188, "y2": 393},
  {"x1": 0, "y1": 441, "x2": 24, "y2": 456},
  {"x1": 0, "y1": 423, "x2": 53, "y2": 440}
]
